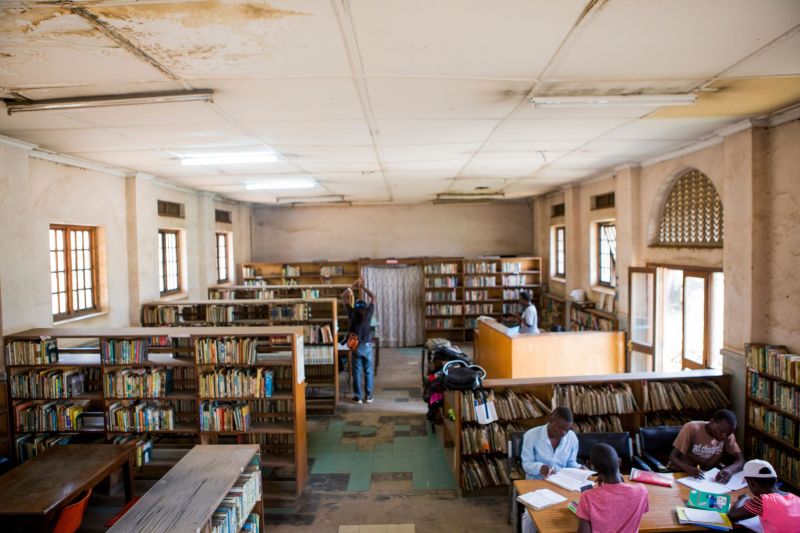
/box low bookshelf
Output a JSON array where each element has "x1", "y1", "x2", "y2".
[
  {"x1": 439, "y1": 370, "x2": 730, "y2": 495},
  {"x1": 4, "y1": 326, "x2": 308, "y2": 501},
  {"x1": 240, "y1": 261, "x2": 359, "y2": 286},
  {"x1": 141, "y1": 298, "x2": 339, "y2": 414},
  {"x1": 540, "y1": 291, "x2": 568, "y2": 332},
  {"x1": 745, "y1": 343, "x2": 800, "y2": 492},
  {"x1": 569, "y1": 300, "x2": 620, "y2": 332}
]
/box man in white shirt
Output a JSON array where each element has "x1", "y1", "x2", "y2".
[{"x1": 519, "y1": 291, "x2": 540, "y2": 334}]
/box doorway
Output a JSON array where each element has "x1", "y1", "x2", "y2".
[{"x1": 361, "y1": 264, "x2": 424, "y2": 347}]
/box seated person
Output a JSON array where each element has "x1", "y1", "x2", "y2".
[
  {"x1": 521, "y1": 407, "x2": 580, "y2": 478},
  {"x1": 577, "y1": 443, "x2": 649, "y2": 533},
  {"x1": 728, "y1": 459, "x2": 800, "y2": 533},
  {"x1": 520, "y1": 407, "x2": 580, "y2": 533},
  {"x1": 669, "y1": 409, "x2": 744, "y2": 483}
]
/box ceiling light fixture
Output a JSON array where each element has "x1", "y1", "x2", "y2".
[
  {"x1": 244, "y1": 178, "x2": 316, "y2": 191},
  {"x1": 182, "y1": 152, "x2": 278, "y2": 166},
  {"x1": 530, "y1": 94, "x2": 696, "y2": 108},
  {"x1": 276, "y1": 194, "x2": 344, "y2": 204},
  {"x1": 4, "y1": 90, "x2": 214, "y2": 115},
  {"x1": 436, "y1": 192, "x2": 505, "y2": 200}
]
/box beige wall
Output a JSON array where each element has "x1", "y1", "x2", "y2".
[
  {"x1": 0, "y1": 142, "x2": 252, "y2": 333},
  {"x1": 251, "y1": 201, "x2": 535, "y2": 262}
]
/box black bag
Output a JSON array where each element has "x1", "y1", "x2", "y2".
[{"x1": 441, "y1": 360, "x2": 486, "y2": 391}]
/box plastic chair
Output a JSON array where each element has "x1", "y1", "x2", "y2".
[{"x1": 52, "y1": 488, "x2": 92, "y2": 533}]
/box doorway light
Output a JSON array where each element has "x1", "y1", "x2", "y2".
[
  {"x1": 245, "y1": 178, "x2": 316, "y2": 190},
  {"x1": 530, "y1": 94, "x2": 697, "y2": 108},
  {"x1": 181, "y1": 152, "x2": 278, "y2": 166}
]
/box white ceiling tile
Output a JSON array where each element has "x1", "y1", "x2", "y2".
[
  {"x1": 135, "y1": 165, "x2": 228, "y2": 180},
  {"x1": 578, "y1": 139, "x2": 688, "y2": 159},
  {"x1": 549, "y1": 153, "x2": 631, "y2": 170},
  {"x1": 446, "y1": 178, "x2": 514, "y2": 193},
  {"x1": 492, "y1": 118, "x2": 629, "y2": 142},
  {"x1": 113, "y1": 124, "x2": 262, "y2": 150},
  {"x1": 368, "y1": 78, "x2": 532, "y2": 119},
  {"x1": 9, "y1": 128, "x2": 148, "y2": 153},
  {"x1": 377, "y1": 119, "x2": 497, "y2": 145},
  {"x1": 52, "y1": 102, "x2": 226, "y2": 128},
  {"x1": 548, "y1": 0, "x2": 800, "y2": 79},
  {"x1": 532, "y1": 168, "x2": 596, "y2": 181},
  {"x1": 381, "y1": 143, "x2": 480, "y2": 163},
  {"x1": 250, "y1": 120, "x2": 373, "y2": 146},
  {"x1": 481, "y1": 140, "x2": 586, "y2": 152},
  {"x1": 385, "y1": 160, "x2": 465, "y2": 174},
  {"x1": 65, "y1": 150, "x2": 174, "y2": 167},
  {"x1": 0, "y1": 112, "x2": 90, "y2": 132},
  {"x1": 599, "y1": 117, "x2": 737, "y2": 141},
  {"x1": 385, "y1": 170, "x2": 455, "y2": 181},
  {"x1": 725, "y1": 30, "x2": 800, "y2": 77},
  {"x1": 350, "y1": 0, "x2": 587, "y2": 78}
]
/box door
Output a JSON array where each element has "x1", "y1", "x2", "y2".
[
  {"x1": 628, "y1": 267, "x2": 657, "y2": 372},
  {"x1": 682, "y1": 271, "x2": 709, "y2": 369}
]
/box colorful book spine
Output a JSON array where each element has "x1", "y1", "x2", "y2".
[
  {"x1": 200, "y1": 401, "x2": 251, "y2": 431},
  {"x1": 7, "y1": 339, "x2": 58, "y2": 365},
  {"x1": 102, "y1": 339, "x2": 148, "y2": 364},
  {"x1": 195, "y1": 337, "x2": 257, "y2": 365}
]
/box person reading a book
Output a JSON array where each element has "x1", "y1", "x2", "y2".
[
  {"x1": 576, "y1": 443, "x2": 649, "y2": 533},
  {"x1": 342, "y1": 279, "x2": 376, "y2": 404},
  {"x1": 518, "y1": 291, "x2": 540, "y2": 334},
  {"x1": 669, "y1": 409, "x2": 744, "y2": 483},
  {"x1": 727, "y1": 459, "x2": 800, "y2": 533}
]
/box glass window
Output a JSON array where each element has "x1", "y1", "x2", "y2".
[
  {"x1": 49, "y1": 225, "x2": 97, "y2": 319},
  {"x1": 216, "y1": 232, "x2": 229, "y2": 282},
  {"x1": 553, "y1": 226, "x2": 566, "y2": 278},
  {"x1": 597, "y1": 222, "x2": 616, "y2": 286},
  {"x1": 159, "y1": 229, "x2": 181, "y2": 294}
]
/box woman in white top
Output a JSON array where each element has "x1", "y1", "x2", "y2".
[{"x1": 519, "y1": 291, "x2": 540, "y2": 334}]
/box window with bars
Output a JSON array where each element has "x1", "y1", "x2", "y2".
[
  {"x1": 158, "y1": 229, "x2": 181, "y2": 295},
  {"x1": 49, "y1": 225, "x2": 98, "y2": 320},
  {"x1": 597, "y1": 222, "x2": 617, "y2": 287},
  {"x1": 216, "y1": 232, "x2": 229, "y2": 282},
  {"x1": 553, "y1": 226, "x2": 566, "y2": 278}
]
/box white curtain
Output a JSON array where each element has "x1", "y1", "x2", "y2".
[{"x1": 361, "y1": 265, "x2": 424, "y2": 348}]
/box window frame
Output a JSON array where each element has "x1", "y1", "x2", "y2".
[
  {"x1": 49, "y1": 224, "x2": 99, "y2": 321},
  {"x1": 158, "y1": 229, "x2": 182, "y2": 295},
  {"x1": 215, "y1": 232, "x2": 230, "y2": 283},
  {"x1": 553, "y1": 225, "x2": 566, "y2": 279},
  {"x1": 596, "y1": 221, "x2": 616, "y2": 288}
]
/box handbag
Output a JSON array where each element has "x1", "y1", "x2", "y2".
[
  {"x1": 346, "y1": 332, "x2": 359, "y2": 351},
  {"x1": 441, "y1": 360, "x2": 486, "y2": 391}
]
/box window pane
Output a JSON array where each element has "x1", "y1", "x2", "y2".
[
  {"x1": 52, "y1": 294, "x2": 59, "y2": 315},
  {"x1": 56, "y1": 230, "x2": 63, "y2": 249},
  {"x1": 684, "y1": 276, "x2": 706, "y2": 366},
  {"x1": 710, "y1": 273, "x2": 724, "y2": 369},
  {"x1": 662, "y1": 269, "x2": 683, "y2": 372},
  {"x1": 58, "y1": 293, "x2": 66, "y2": 314},
  {"x1": 630, "y1": 271, "x2": 655, "y2": 346}
]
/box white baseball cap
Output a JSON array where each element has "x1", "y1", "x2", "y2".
[{"x1": 742, "y1": 459, "x2": 777, "y2": 479}]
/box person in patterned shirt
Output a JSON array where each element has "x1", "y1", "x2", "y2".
[{"x1": 727, "y1": 459, "x2": 800, "y2": 533}]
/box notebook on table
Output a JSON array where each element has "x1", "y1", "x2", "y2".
[
  {"x1": 517, "y1": 488, "x2": 567, "y2": 511},
  {"x1": 545, "y1": 468, "x2": 595, "y2": 492},
  {"x1": 676, "y1": 506, "x2": 733, "y2": 531},
  {"x1": 629, "y1": 467, "x2": 674, "y2": 487}
]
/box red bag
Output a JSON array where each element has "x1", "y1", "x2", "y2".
[{"x1": 346, "y1": 332, "x2": 359, "y2": 351}]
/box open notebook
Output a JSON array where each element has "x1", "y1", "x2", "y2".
[
  {"x1": 517, "y1": 488, "x2": 567, "y2": 511},
  {"x1": 545, "y1": 468, "x2": 595, "y2": 492},
  {"x1": 677, "y1": 468, "x2": 747, "y2": 494}
]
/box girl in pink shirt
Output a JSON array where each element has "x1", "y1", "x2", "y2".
[{"x1": 576, "y1": 443, "x2": 649, "y2": 533}]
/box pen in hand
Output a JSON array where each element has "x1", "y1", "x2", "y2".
[{"x1": 694, "y1": 464, "x2": 705, "y2": 479}]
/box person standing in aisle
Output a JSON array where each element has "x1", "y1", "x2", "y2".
[
  {"x1": 342, "y1": 278, "x2": 376, "y2": 404},
  {"x1": 519, "y1": 291, "x2": 540, "y2": 334}
]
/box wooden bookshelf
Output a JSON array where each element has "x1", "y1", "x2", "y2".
[
  {"x1": 240, "y1": 261, "x2": 359, "y2": 286},
  {"x1": 439, "y1": 370, "x2": 731, "y2": 495},
  {"x1": 108, "y1": 444, "x2": 263, "y2": 533},
  {"x1": 744, "y1": 343, "x2": 800, "y2": 492},
  {"x1": 4, "y1": 326, "x2": 308, "y2": 500},
  {"x1": 423, "y1": 258, "x2": 465, "y2": 342},
  {"x1": 540, "y1": 291, "x2": 568, "y2": 332},
  {"x1": 141, "y1": 298, "x2": 339, "y2": 415},
  {"x1": 569, "y1": 300, "x2": 620, "y2": 331}
]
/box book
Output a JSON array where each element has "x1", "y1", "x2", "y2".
[
  {"x1": 567, "y1": 500, "x2": 579, "y2": 514},
  {"x1": 546, "y1": 468, "x2": 595, "y2": 492},
  {"x1": 629, "y1": 467, "x2": 674, "y2": 487},
  {"x1": 676, "y1": 506, "x2": 732, "y2": 531},
  {"x1": 517, "y1": 488, "x2": 567, "y2": 511},
  {"x1": 687, "y1": 489, "x2": 732, "y2": 513},
  {"x1": 677, "y1": 469, "x2": 746, "y2": 494}
]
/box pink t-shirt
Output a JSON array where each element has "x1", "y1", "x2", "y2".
[
  {"x1": 744, "y1": 492, "x2": 800, "y2": 533},
  {"x1": 576, "y1": 482, "x2": 649, "y2": 533}
]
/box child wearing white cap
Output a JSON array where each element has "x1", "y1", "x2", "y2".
[{"x1": 727, "y1": 459, "x2": 800, "y2": 533}]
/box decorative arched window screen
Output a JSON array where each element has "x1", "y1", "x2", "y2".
[{"x1": 656, "y1": 169, "x2": 723, "y2": 247}]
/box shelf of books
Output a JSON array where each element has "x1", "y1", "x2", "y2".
[
  {"x1": 423, "y1": 258, "x2": 466, "y2": 342},
  {"x1": 569, "y1": 300, "x2": 620, "y2": 332},
  {"x1": 240, "y1": 261, "x2": 359, "y2": 287},
  {"x1": 463, "y1": 258, "x2": 503, "y2": 339},
  {"x1": 540, "y1": 291, "x2": 568, "y2": 332},
  {"x1": 108, "y1": 444, "x2": 263, "y2": 533},
  {"x1": 439, "y1": 369, "x2": 730, "y2": 496},
  {"x1": 745, "y1": 343, "x2": 800, "y2": 492},
  {"x1": 4, "y1": 327, "x2": 308, "y2": 500},
  {"x1": 141, "y1": 299, "x2": 338, "y2": 415}
]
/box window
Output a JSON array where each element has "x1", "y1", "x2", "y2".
[
  {"x1": 215, "y1": 209, "x2": 232, "y2": 224},
  {"x1": 597, "y1": 222, "x2": 617, "y2": 287},
  {"x1": 216, "y1": 232, "x2": 229, "y2": 282},
  {"x1": 157, "y1": 200, "x2": 185, "y2": 219},
  {"x1": 552, "y1": 226, "x2": 566, "y2": 278},
  {"x1": 591, "y1": 192, "x2": 615, "y2": 210},
  {"x1": 551, "y1": 203, "x2": 565, "y2": 217},
  {"x1": 49, "y1": 225, "x2": 98, "y2": 320},
  {"x1": 655, "y1": 169, "x2": 723, "y2": 247},
  {"x1": 158, "y1": 229, "x2": 181, "y2": 294}
]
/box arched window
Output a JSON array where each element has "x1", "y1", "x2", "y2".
[{"x1": 656, "y1": 169, "x2": 723, "y2": 247}]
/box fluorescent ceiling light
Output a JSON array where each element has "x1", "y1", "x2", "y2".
[
  {"x1": 437, "y1": 192, "x2": 505, "y2": 200},
  {"x1": 182, "y1": 152, "x2": 278, "y2": 166},
  {"x1": 245, "y1": 178, "x2": 316, "y2": 190},
  {"x1": 5, "y1": 90, "x2": 213, "y2": 114},
  {"x1": 530, "y1": 94, "x2": 696, "y2": 108},
  {"x1": 276, "y1": 194, "x2": 344, "y2": 204}
]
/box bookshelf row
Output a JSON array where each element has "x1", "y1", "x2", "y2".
[
  {"x1": 438, "y1": 370, "x2": 730, "y2": 495},
  {"x1": 4, "y1": 327, "x2": 308, "y2": 498},
  {"x1": 745, "y1": 342, "x2": 800, "y2": 491},
  {"x1": 241, "y1": 261, "x2": 359, "y2": 286},
  {"x1": 540, "y1": 291, "x2": 620, "y2": 332},
  {"x1": 140, "y1": 299, "x2": 339, "y2": 413}
]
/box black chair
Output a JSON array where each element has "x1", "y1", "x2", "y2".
[
  {"x1": 636, "y1": 425, "x2": 681, "y2": 473},
  {"x1": 506, "y1": 431, "x2": 526, "y2": 533},
  {"x1": 577, "y1": 432, "x2": 634, "y2": 473}
]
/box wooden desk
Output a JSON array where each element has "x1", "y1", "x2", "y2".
[
  {"x1": 0, "y1": 444, "x2": 135, "y2": 532},
  {"x1": 515, "y1": 475, "x2": 747, "y2": 532}
]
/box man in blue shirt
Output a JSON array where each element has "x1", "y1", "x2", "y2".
[{"x1": 520, "y1": 407, "x2": 580, "y2": 533}]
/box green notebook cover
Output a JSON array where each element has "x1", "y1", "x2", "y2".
[{"x1": 687, "y1": 489, "x2": 732, "y2": 513}]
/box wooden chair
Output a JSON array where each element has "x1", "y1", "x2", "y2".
[{"x1": 51, "y1": 488, "x2": 92, "y2": 533}]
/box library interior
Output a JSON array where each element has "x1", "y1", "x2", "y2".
[{"x1": 1, "y1": 1, "x2": 799, "y2": 532}]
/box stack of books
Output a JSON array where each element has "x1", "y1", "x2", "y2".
[
  {"x1": 211, "y1": 463, "x2": 261, "y2": 533},
  {"x1": 749, "y1": 436, "x2": 799, "y2": 486},
  {"x1": 644, "y1": 379, "x2": 730, "y2": 412},
  {"x1": 461, "y1": 455, "x2": 510, "y2": 491},
  {"x1": 10, "y1": 367, "x2": 95, "y2": 398},
  {"x1": 200, "y1": 401, "x2": 251, "y2": 431},
  {"x1": 461, "y1": 389, "x2": 550, "y2": 422},
  {"x1": 111, "y1": 434, "x2": 154, "y2": 466},
  {"x1": 573, "y1": 415, "x2": 624, "y2": 433},
  {"x1": 750, "y1": 370, "x2": 799, "y2": 416},
  {"x1": 107, "y1": 401, "x2": 175, "y2": 432},
  {"x1": 304, "y1": 324, "x2": 334, "y2": 344},
  {"x1": 102, "y1": 339, "x2": 148, "y2": 364},
  {"x1": 8, "y1": 339, "x2": 59, "y2": 365},
  {"x1": 554, "y1": 383, "x2": 638, "y2": 415},
  {"x1": 14, "y1": 433, "x2": 75, "y2": 462},
  {"x1": 461, "y1": 422, "x2": 524, "y2": 455},
  {"x1": 196, "y1": 337, "x2": 258, "y2": 364},
  {"x1": 749, "y1": 404, "x2": 797, "y2": 447},
  {"x1": 15, "y1": 399, "x2": 89, "y2": 431},
  {"x1": 199, "y1": 368, "x2": 272, "y2": 399},
  {"x1": 104, "y1": 368, "x2": 173, "y2": 398},
  {"x1": 746, "y1": 343, "x2": 800, "y2": 384},
  {"x1": 305, "y1": 345, "x2": 334, "y2": 365}
]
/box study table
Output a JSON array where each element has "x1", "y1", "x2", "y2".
[
  {"x1": 0, "y1": 444, "x2": 135, "y2": 532},
  {"x1": 515, "y1": 474, "x2": 748, "y2": 532}
]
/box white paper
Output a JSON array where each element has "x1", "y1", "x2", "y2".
[
  {"x1": 558, "y1": 467, "x2": 595, "y2": 481},
  {"x1": 475, "y1": 399, "x2": 498, "y2": 425},
  {"x1": 684, "y1": 508, "x2": 725, "y2": 524},
  {"x1": 737, "y1": 516, "x2": 763, "y2": 533},
  {"x1": 677, "y1": 468, "x2": 732, "y2": 495},
  {"x1": 546, "y1": 470, "x2": 594, "y2": 492},
  {"x1": 724, "y1": 471, "x2": 748, "y2": 490},
  {"x1": 518, "y1": 489, "x2": 567, "y2": 511}
]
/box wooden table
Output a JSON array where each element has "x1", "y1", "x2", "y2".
[
  {"x1": 0, "y1": 444, "x2": 135, "y2": 533},
  {"x1": 515, "y1": 475, "x2": 748, "y2": 532}
]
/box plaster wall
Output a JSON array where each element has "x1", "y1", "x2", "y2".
[{"x1": 251, "y1": 201, "x2": 534, "y2": 262}]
